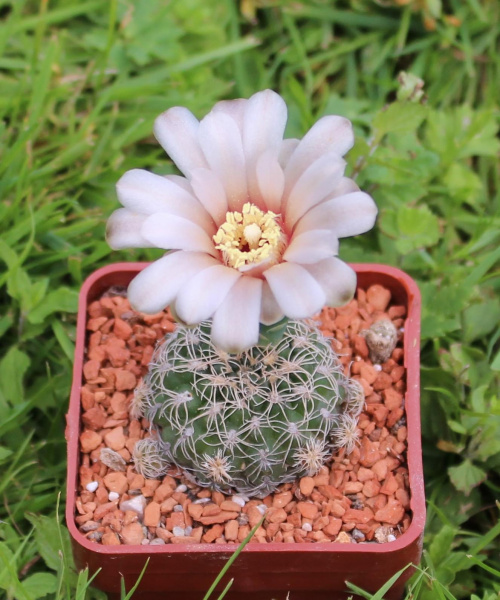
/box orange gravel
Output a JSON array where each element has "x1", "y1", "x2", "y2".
[{"x1": 76, "y1": 284, "x2": 411, "y2": 546}]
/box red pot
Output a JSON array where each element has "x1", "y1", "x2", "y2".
[{"x1": 66, "y1": 263, "x2": 424, "y2": 600}]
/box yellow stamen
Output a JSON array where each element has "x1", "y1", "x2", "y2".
[{"x1": 213, "y1": 203, "x2": 286, "y2": 270}]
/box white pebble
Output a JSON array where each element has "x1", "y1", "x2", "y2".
[
  {"x1": 172, "y1": 526, "x2": 185, "y2": 537},
  {"x1": 256, "y1": 504, "x2": 267, "y2": 515},
  {"x1": 185, "y1": 526, "x2": 193, "y2": 536},
  {"x1": 373, "y1": 364, "x2": 382, "y2": 371},
  {"x1": 173, "y1": 504, "x2": 183, "y2": 512},
  {"x1": 387, "y1": 534, "x2": 397, "y2": 542},
  {"x1": 80, "y1": 521, "x2": 99, "y2": 532},
  {"x1": 119, "y1": 495, "x2": 147, "y2": 520},
  {"x1": 108, "y1": 492, "x2": 119, "y2": 502},
  {"x1": 231, "y1": 495, "x2": 246, "y2": 507},
  {"x1": 86, "y1": 481, "x2": 98, "y2": 493},
  {"x1": 141, "y1": 539, "x2": 150, "y2": 545},
  {"x1": 150, "y1": 538, "x2": 165, "y2": 545},
  {"x1": 175, "y1": 484, "x2": 187, "y2": 493},
  {"x1": 193, "y1": 497, "x2": 211, "y2": 504},
  {"x1": 301, "y1": 522, "x2": 312, "y2": 532}
]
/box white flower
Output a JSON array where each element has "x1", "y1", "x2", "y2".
[{"x1": 107, "y1": 90, "x2": 377, "y2": 353}]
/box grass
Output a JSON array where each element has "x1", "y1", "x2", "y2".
[{"x1": 0, "y1": 0, "x2": 499, "y2": 598}]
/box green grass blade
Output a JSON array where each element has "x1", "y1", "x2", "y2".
[
  {"x1": 345, "y1": 563, "x2": 413, "y2": 599},
  {"x1": 120, "y1": 558, "x2": 150, "y2": 600},
  {"x1": 8, "y1": 1, "x2": 104, "y2": 33},
  {"x1": 202, "y1": 517, "x2": 264, "y2": 600},
  {"x1": 215, "y1": 577, "x2": 234, "y2": 600}
]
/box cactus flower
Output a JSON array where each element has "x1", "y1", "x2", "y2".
[{"x1": 107, "y1": 90, "x2": 377, "y2": 352}]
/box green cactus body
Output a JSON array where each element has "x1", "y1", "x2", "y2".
[{"x1": 133, "y1": 319, "x2": 364, "y2": 497}]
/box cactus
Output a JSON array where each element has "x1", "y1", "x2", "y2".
[{"x1": 133, "y1": 318, "x2": 364, "y2": 497}]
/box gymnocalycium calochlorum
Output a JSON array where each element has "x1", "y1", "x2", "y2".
[{"x1": 107, "y1": 90, "x2": 377, "y2": 495}]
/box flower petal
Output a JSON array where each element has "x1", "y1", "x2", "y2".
[
  {"x1": 303, "y1": 257, "x2": 357, "y2": 307},
  {"x1": 243, "y1": 90, "x2": 287, "y2": 160},
  {"x1": 279, "y1": 138, "x2": 299, "y2": 168},
  {"x1": 117, "y1": 169, "x2": 215, "y2": 234},
  {"x1": 164, "y1": 173, "x2": 194, "y2": 192},
  {"x1": 189, "y1": 168, "x2": 228, "y2": 225},
  {"x1": 127, "y1": 251, "x2": 219, "y2": 314},
  {"x1": 284, "y1": 153, "x2": 346, "y2": 229},
  {"x1": 260, "y1": 281, "x2": 284, "y2": 325},
  {"x1": 198, "y1": 111, "x2": 248, "y2": 211},
  {"x1": 106, "y1": 209, "x2": 154, "y2": 249},
  {"x1": 264, "y1": 262, "x2": 326, "y2": 318},
  {"x1": 211, "y1": 276, "x2": 263, "y2": 353},
  {"x1": 328, "y1": 176, "x2": 360, "y2": 197},
  {"x1": 212, "y1": 98, "x2": 248, "y2": 130},
  {"x1": 255, "y1": 150, "x2": 285, "y2": 213},
  {"x1": 174, "y1": 265, "x2": 241, "y2": 324},
  {"x1": 154, "y1": 107, "x2": 208, "y2": 176},
  {"x1": 242, "y1": 90, "x2": 287, "y2": 201},
  {"x1": 141, "y1": 213, "x2": 218, "y2": 256},
  {"x1": 284, "y1": 116, "x2": 353, "y2": 191},
  {"x1": 294, "y1": 191, "x2": 378, "y2": 238},
  {"x1": 283, "y1": 230, "x2": 339, "y2": 264}
]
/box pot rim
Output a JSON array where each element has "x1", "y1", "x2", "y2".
[{"x1": 66, "y1": 262, "x2": 424, "y2": 556}]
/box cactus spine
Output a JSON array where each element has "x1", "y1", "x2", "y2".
[{"x1": 133, "y1": 319, "x2": 363, "y2": 497}]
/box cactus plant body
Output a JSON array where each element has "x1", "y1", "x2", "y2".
[{"x1": 133, "y1": 319, "x2": 364, "y2": 497}]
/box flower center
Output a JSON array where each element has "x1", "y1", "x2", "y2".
[{"x1": 213, "y1": 203, "x2": 286, "y2": 271}]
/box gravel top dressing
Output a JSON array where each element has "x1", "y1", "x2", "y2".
[{"x1": 75, "y1": 284, "x2": 411, "y2": 546}]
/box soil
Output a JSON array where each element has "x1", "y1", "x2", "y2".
[{"x1": 75, "y1": 284, "x2": 411, "y2": 546}]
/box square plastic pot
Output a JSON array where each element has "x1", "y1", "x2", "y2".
[{"x1": 66, "y1": 262, "x2": 424, "y2": 600}]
